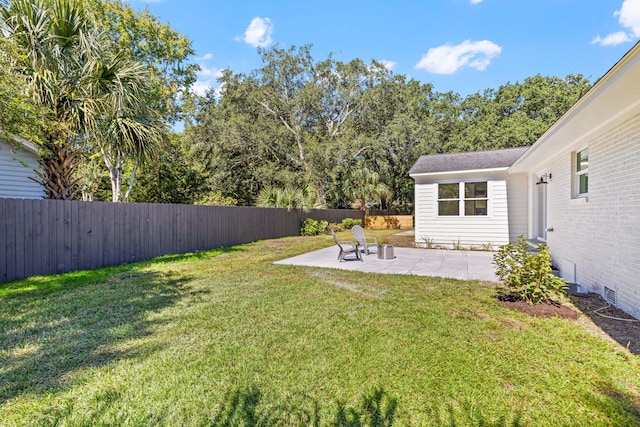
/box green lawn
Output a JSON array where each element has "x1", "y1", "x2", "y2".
[{"x1": 1, "y1": 231, "x2": 639, "y2": 426}]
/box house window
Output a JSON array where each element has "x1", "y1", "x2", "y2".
[
  {"x1": 438, "y1": 182, "x2": 488, "y2": 216},
  {"x1": 575, "y1": 148, "x2": 588, "y2": 196},
  {"x1": 464, "y1": 182, "x2": 488, "y2": 215},
  {"x1": 438, "y1": 183, "x2": 460, "y2": 216}
]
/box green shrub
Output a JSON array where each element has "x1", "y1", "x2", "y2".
[
  {"x1": 301, "y1": 218, "x2": 328, "y2": 236},
  {"x1": 329, "y1": 222, "x2": 344, "y2": 232},
  {"x1": 195, "y1": 191, "x2": 238, "y2": 206},
  {"x1": 341, "y1": 218, "x2": 362, "y2": 229},
  {"x1": 493, "y1": 236, "x2": 565, "y2": 305}
]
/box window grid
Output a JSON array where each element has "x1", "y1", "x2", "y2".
[
  {"x1": 575, "y1": 148, "x2": 588, "y2": 196},
  {"x1": 438, "y1": 182, "x2": 488, "y2": 216},
  {"x1": 437, "y1": 183, "x2": 460, "y2": 216}
]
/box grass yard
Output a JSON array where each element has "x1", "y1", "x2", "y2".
[{"x1": 1, "y1": 231, "x2": 639, "y2": 426}]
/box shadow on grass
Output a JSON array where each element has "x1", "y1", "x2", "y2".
[
  {"x1": 152, "y1": 245, "x2": 246, "y2": 265},
  {"x1": 0, "y1": 246, "x2": 244, "y2": 300},
  {"x1": 0, "y1": 269, "x2": 191, "y2": 404},
  {"x1": 334, "y1": 387, "x2": 398, "y2": 426},
  {"x1": 209, "y1": 386, "x2": 528, "y2": 426},
  {"x1": 208, "y1": 385, "x2": 532, "y2": 426},
  {"x1": 584, "y1": 382, "x2": 640, "y2": 426},
  {"x1": 210, "y1": 386, "x2": 398, "y2": 426},
  {"x1": 444, "y1": 403, "x2": 523, "y2": 427},
  {"x1": 568, "y1": 292, "x2": 640, "y2": 355}
]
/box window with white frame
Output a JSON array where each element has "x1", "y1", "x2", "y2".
[
  {"x1": 438, "y1": 183, "x2": 460, "y2": 216},
  {"x1": 575, "y1": 148, "x2": 588, "y2": 196},
  {"x1": 464, "y1": 182, "x2": 488, "y2": 215},
  {"x1": 438, "y1": 182, "x2": 488, "y2": 216}
]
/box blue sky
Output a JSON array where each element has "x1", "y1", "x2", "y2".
[{"x1": 133, "y1": 0, "x2": 640, "y2": 97}]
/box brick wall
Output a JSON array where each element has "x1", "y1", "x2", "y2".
[{"x1": 546, "y1": 113, "x2": 640, "y2": 317}]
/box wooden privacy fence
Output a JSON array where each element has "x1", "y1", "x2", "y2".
[{"x1": 0, "y1": 199, "x2": 364, "y2": 282}]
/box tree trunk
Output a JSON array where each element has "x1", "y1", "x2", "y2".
[
  {"x1": 122, "y1": 162, "x2": 137, "y2": 202},
  {"x1": 31, "y1": 137, "x2": 80, "y2": 200}
]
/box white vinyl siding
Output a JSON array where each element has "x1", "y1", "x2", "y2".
[
  {"x1": 0, "y1": 139, "x2": 44, "y2": 199},
  {"x1": 415, "y1": 173, "x2": 513, "y2": 248},
  {"x1": 506, "y1": 173, "x2": 528, "y2": 243}
]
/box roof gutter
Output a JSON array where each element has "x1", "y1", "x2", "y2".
[
  {"x1": 510, "y1": 41, "x2": 640, "y2": 173},
  {"x1": 410, "y1": 167, "x2": 509, "y2": 178},
  {"x1": 7, "y1": 134, "x2": 38, "y2": 153}
]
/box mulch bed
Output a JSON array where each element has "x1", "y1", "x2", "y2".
[
  {"x1": 570, "y1": 292, "x2": 640, "y2": 354},
  {"x1": 499, "y1": 298, "x2": 579, "y2": 320}
]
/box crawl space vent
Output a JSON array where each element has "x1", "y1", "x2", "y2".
[{"x1": 604, "y1": 286, "x2": 617, "y2": 305}]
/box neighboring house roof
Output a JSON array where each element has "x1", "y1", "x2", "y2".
[
  {"x1": 409, "y1": 146, "x2": 529, "y2": 176},
  {"x1": 11, "y1": 134, "x2": 38, "y2": 153}
]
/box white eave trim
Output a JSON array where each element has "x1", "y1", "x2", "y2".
[
  {"x1": 510, "y1": 41, "x2": 640, "y2": 173},
  {"x1": 4, "y1": 134, "x2": 38, "y2": 153},
  {"x1": 410, "y1": 167, "x2": 509, "y2": 178},
  {"x1": 12, "y1": 135, "x2": 38, "y2": 152}
]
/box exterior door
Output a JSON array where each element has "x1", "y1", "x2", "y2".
[{"x1": 536, "y1": 179, "x2": 547, "y2": 241}]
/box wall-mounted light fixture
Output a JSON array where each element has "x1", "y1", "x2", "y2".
[{"x1": 536, "y1": 173, "x2": 552, "y2": 185}]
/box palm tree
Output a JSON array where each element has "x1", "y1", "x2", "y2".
[
  {"x1": 86, "y1": 51, "x2": 164, "y2": 202},
  {"x1": 1, "y1": 0, "x2": 163, "y2": 201},
  {"x1": 256, "y1": 183, "x2": 322, "y2": 212},
  {"x1": 344, "y1": 163, "x2": 391, "y2": 210},
  {"x1": 1, "y1": 0, "x2": 98, "y2": 199}
]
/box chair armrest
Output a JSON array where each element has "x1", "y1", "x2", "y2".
[{"x1": 365, "y1": 236, "x2": 378, "y2": 245}]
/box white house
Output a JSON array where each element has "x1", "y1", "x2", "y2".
[
  {"x1": 0, "y1": 136, "x2": 45, "y2": 199},
  {"x1": 410, "y1": 42, "x2": 640, "y2": 318},
  {"x1": 410, "y1": 147, "x2": 528, "y2": 249}
]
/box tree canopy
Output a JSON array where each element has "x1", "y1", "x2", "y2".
[
  {"x1": 0, "y1": 3, "x2": 592, "y2": 206},
  {"x1": 184, "y1": 44, "x2": 591, "y2": 209},
  {"x1": 0, "y1": 0, "x2": 196, "y2": 201}
]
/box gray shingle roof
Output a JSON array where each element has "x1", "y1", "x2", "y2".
[{"x1": 409, "y1": 147, "x2": 529, "y2": 175}]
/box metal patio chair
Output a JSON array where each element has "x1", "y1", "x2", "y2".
[
  {"x1": 351, "y1": 225, "x2": 379, "y2": 255},
  {"x1": 331, "y1": 229, "x2": 362, "y2": 262}
]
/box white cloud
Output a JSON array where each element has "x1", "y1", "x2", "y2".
[
  {"x1": 591, "y1": 32, "x2": 632, "y2": 46},
  {"x1": 192, "y1": 64, "x2": 223, "y2": 97},
  {"x1": 616, "y1": 0, "x2": 640, "y2": 36},
  {"x1": 379, "y1": 60, "x2": 396, "y2": 70},
  {"x1": 415, "y1": 40, "x2": 501, "y2": 74},
  {"x1": 470, "y1": 0, "x2": 483, "y2": 4},
  {"x1": 198, "y1": 53, "x2": 214, "y2": 61},
  {"x1": 236, "y1": 17, "x2": 273, "y2": 48},
  {"x1": 592, "y1": 0, "x2": 640, "y2": 46}
]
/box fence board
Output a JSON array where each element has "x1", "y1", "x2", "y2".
[
  {"x1": 94, "y1": 202, "x2": 102, "y2": 269},
  {"x1": 42, "y1": 200, "x2": 53, "y2": 274},
  {"x1": 71, "y1": 201, "x2": 79, "y2": 271},
  {"x1": 14, "y1": 200, "x2": 25, "y2": 279},
  {"x1": 102, "y1": 202, "x2": 113, "y2": 268},
  {"x1": 0, "y1": 200, "x2": 13, "y2": 281},
  {"x1": 0, "y1": 200, "x2": 363, "y2": 282},
  {"x1": 116, "y1": 202, "x2": 125, "y2": 265},
  {"x1": 54, "y1": 200, "x2": 63, "y2": 273},
  {"x1": 78, "y1": 202, "x2": 88, "y2": 271},
  {"x1": 23, "y1": 200, "x2": 35, "y2": 277},
  {"x1": 0, "y1": 200, "x2": 5, "y2": 282}
]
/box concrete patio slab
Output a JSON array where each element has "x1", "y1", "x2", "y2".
[{"x1": 275, "y1": 246, "x2": 498, "y2": 281}]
